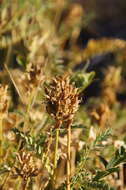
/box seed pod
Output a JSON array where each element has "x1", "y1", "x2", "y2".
[
  {"x1": 45, "y1": 74, "x2": 80, "y2": 124},
  {"x1": 14, "y1": 151, "x2": 39, "y2": 181}
]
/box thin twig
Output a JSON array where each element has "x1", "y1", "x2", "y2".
[{"x1": 4, "y1": 64, "x2": 24, "y2": 103}]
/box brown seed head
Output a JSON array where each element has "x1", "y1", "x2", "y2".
[
  {"x1": 103, "y1": 66, "x2": 121, "y2": 89},
  {"x1": 26, "y1": 62, "x2": 44, "y2": 86},
  {"x1": 22, "y1": 62, "x2": 44, "y2": 95},
  {"x1": 14, "y1": 151, "x2": 39, "y2": 181},
  {"x1": 101, "y1": 66, "x2": 121, "y2": 104},
  {"x1": 45, "y1": 75, "x2": 80, "y2": 123}
]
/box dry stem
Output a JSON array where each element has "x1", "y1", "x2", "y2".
[
  {"x1": 52, "y1": 120, "x2": 62, "y2": 188},
  {"x1": 4, "y1": 64, "x2": 24, "y2": 103},
  {"x1": 54, "y1": 128, "x2": 59, "y2": 171},
  {"x1": 0, "y1": 117, "x2": 3, "y2": 164},
  {"x1": 67, "y1": 121, "x2": 72, "y2": 190},
  {"x1": 22, "y1": 179, "x2": 27, "y2": 190}
]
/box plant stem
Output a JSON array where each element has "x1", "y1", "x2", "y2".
[
  {"x1": 17, "y1": 94, "x2": 33, "y2": 151},
  {"x1": 119, "y1": 164, "x2": 124, "y2": 189},
  {"x1": 0, "y1": 117, "x2": 3, "y2": 164},
  {"x1": 54, "y1": 128, "x2": 59, "y2": 170},
  {"x1": 67, "y1": 121, "x2": 72, "y2": 190},
  {"x1": 52, "y1": 120, "x2": 61, "y2": 188},
  {"x1": 4, "y1": 64, "x2": 24, "y2": 103},
  {"x1": 0, "y1": 171, "x2": 10, "y2": 190},
  {"x1": 22, "y1": 179, "x2": 27, "y2": 190},
  {"x1": 23, "y1": 93, "x2": 33, "y2": 133}
]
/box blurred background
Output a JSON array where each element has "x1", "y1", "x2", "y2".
[{"x1": 0, "y1": 0, "x2": 126, "y2": 189}]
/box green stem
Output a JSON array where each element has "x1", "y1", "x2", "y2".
[
  {"x1": 0, "y1": 117, "x2": 3, "y2": 164},
  {"x1": 23, "y1": 93, "x2": 33, "y2": 133},
  {"x1": 42, "y1": 129, "x2": 52, "y2": 165},
  {"x1": 52, "y1": 120, "x2": 61, "y2": 188},
  {"x1": 67, "y1": 121, "x2": 72, "y2": 190},
  {"x1": 54, "y1": 128, "x2": 59, "y2": 170},
  {"x1": 17, "y1": 93, "x2": 33, "y2": 151}
]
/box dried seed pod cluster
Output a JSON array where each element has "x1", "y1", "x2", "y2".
[
  {"x1": 0, "y1": 84, "x2": 9, "y2": 117},
  {"x1": 101, "y1": 66, "x2": 122, "y2": 104},
  {"x1": 90, "y1": 103, "x2": 114, "y2": 128},
  {"x1": 45, "y1": 75, "x2": 80, "y2": 123},
  {"x1": 20, "y1": 62, "x2": 44, "y2": 95},
  {"x1": 103, "y1": 66, "x2": 121, "y2": 89},
  {"x1": 14, "y1": 151, "x2": 39, "y2": 181},
  {"x1": 26, "y1": 62, "x2": 44, "y2": 87}
]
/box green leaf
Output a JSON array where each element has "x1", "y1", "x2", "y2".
[
  {"x1": 16, "y1": 55, "x2": 26, "y2": 69},
  {"x1": 93, "y1": 167, "x2": 118, "y2": 181},
  {"x1": 0, "y1": 165, "x2": 11, "y2": 175},
  {"x1": 71, "y1": 124, "x2": 87, "y2": 129},
  {"x1": 106, "y1": 146, "x2": 126, "y2": 169},
  {"x1": 12, "y1": 128, "x2": 46, "y2": 156},
  {"x1": 71, "y1": 71, "x2": 95, "y2": 92},
  {"x1": 94, "y1": 128, "x2": 112, "y2": 146},
  {"x1": 88, "y1": 180, "x2": 114, "y2": 190}
]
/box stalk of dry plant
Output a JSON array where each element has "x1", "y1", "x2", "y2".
[
  {"x1": 0, "y1": 84, "x2": 9, "y2": 163},
  {"x1": 45, "y1": 74, "x2": 80, "y2": 190},
  {"x1": 14, "y1": 151, "x2": 39, "y2": 190},
  {"x1": 66, "y1": 120, "x2": 72, "y2": 190},
  {"x1": 1, "y1": 1, "x2": 126, "y2": 189}
]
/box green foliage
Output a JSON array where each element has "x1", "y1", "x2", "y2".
[
  {"x1": 71, "y1": 124, "x2": 87, "y2": 129},
  {"x1": 93, "y1": 168, "x2": 118, "y2": 181},
  {"x1": 12, "y1": 128, "x2": 46, "y2": 156},
  {"x1": 71, "y1": 128, "x2": 126, "y2": 190},
  {"x1": 106, "y1": 146, "x2": 126, "y2": 169},
  {"x1": 0, "y1": 0, "x2": 126, "y2": 189},
  {"x1": 87, "y1": 180, "x2": 114, "y2": 190},
  {"x1": 71, "y1": 71, "x2": 95, "y2": 92},
  {"x1": 0, "y1": 165, "x2": 11, "y2": 175},
  {"x1": 93, "y1": 129, "x2": 112, "y2": 147}
]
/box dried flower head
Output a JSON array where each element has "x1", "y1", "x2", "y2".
[
  {"x1": 101, "y1": 66, "x2": 121, "y2": 104},
  {"x1": 103, "y1": 66, "x2": 121, "y2": 89},
  {"x1": 90, "y1": 103, "x2": 115, "y2": 128},
  {"x1": 26, "y1": 62, "x2": 44, "y2": 86},
  {"x1": 45, "y1": 75, "x2": 80, "y2": 123},
  {"x1": 20, "y1": 62, "x2": 44, "y2": 95},
  {"x1": 0, "y1": 84, "x2": 9, "y2": 117},
  {"x1": 14, "y1": 151, "x2": 39, "y2": 181}
]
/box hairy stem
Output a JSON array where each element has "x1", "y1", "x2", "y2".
[{"x1": 67, "y1": 121, "x2": 72, "y2": 190}]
